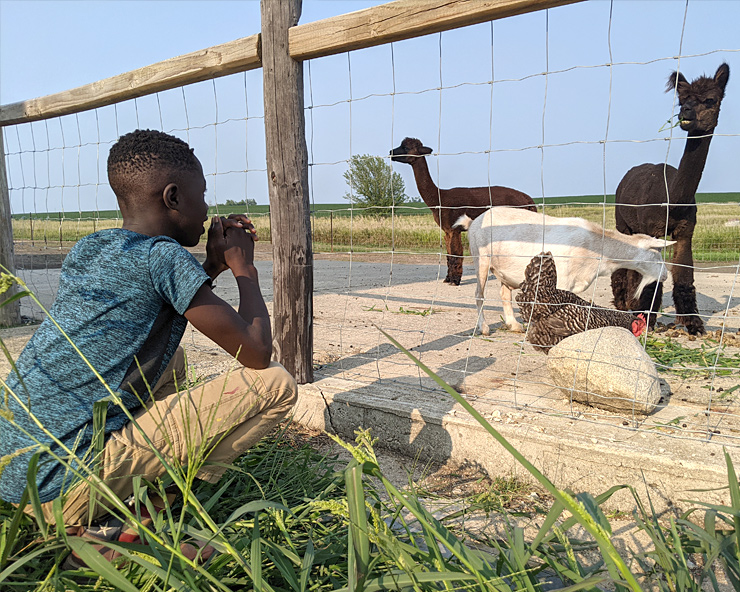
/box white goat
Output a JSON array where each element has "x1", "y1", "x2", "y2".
[{"x1": 454, "y1": 207, "x2": 674, "y2": 334}]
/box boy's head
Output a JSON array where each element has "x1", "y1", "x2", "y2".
[
  {"x1": 108, "y1": 129, "x2": 209, "y2": 246},
  {"x1": 108, "y1": 129, "x2": 199, "y2": 202}
]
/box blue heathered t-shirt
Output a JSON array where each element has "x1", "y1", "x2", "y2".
[{"x1": 0, "y1": 229, "x2": 210, "y2": 504}]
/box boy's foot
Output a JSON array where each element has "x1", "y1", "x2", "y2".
[
  {"x1": 63, "y1": 507, "x2": 215, "y2": 570},
  {"x1": 62, "y1": 517, "x2": 130, "y2": 569}
]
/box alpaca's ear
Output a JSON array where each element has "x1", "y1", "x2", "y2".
[
  {"x1": 715, "y1": 63, "x2": 730, "y2": 94},
  {"x1": 421, "y1": 146, "x2": 433, "y2": 155},
  {"x1": 666, "y1": 71, "x2": 688, "y2": 94}
]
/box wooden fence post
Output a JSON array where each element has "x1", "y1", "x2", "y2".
[
  {"x1": 0, "y1": 130, "x2": 22, "y2": 327},
  {"x1": 262, "y1": 0, "x2": 313, "y2": 383}
]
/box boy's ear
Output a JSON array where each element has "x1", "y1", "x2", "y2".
[{"x1": 162, "y1": 183, "x2": 180, "y2": 210}]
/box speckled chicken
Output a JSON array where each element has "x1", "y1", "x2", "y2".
[{"x1": 516, "y1": 252, "x2": 647, "y2": 353}]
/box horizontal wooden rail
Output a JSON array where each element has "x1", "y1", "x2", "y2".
[
  {"x1": 0, "y1": 35, "x2": 261, "y2": 127},
  {"x1": 289, "y1": 0, "x2": 583, "y2": 61},
  {"x1": 0, "y1": 0, "x2": 583, "y2": 127}
]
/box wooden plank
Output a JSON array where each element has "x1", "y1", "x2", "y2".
[
  {"x1": 0, "y1": 131, "x2": 22, "y2": 327},
  {"x1": 0, "y1": 0, "x2": 583, "y2": 126},
  {"x1": 0, "y1": 35, "x2": 261, "y2": 127},
  {"x1": 262, "y1": 0, "x2": 314, "y2": 384},
  {"x1": 290, "y1": 0, "x2": 584, "y2": 60}
]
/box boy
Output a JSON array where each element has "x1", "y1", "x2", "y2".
[{"x1": 0, "y1": 129, "x2": 297, "y2": 553}]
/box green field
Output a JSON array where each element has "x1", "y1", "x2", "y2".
[
  {"x1": 536, "y1": 192, "x2": 740, "y2": 205},
  {"x1": 10, "y1": 193, "x2": 739, "y2": 261},
  {"x1": 11, "y1": 192, "x2": 738, "y2": 220}
]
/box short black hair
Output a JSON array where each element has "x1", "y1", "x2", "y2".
[{"x1": 107, "y1": 129, "x2": 199, "y2": 201}]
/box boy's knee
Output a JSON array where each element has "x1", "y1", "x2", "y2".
[{"x1": 263, "y1": 362, "x2": 298, "y2": 408}]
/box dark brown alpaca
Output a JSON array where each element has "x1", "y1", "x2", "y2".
[
  {"x1": 611, "y1": 63, "x2": 730, "y2": 336},
  {"x1": 390, "y1": 137, "x2": 536, "y2": 285}
]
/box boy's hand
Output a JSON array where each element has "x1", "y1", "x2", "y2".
[
  {"x1": 224, "y1": 219, "x2": 257, "y2": 273},
  {"x1": 188, "y1": 213, "x2": 269, "y2": 369},
  {"x1": 203, "y1": 214, "x2": 259, "y2": 279},
  {"x1": 203, "y1": 216, "x2": 228, "y2": 279},
  {"x1": 225, "y1": 213, "x2": 258, "y2": 241}
]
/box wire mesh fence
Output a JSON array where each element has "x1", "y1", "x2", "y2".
[{"x1": 2, "y1": 0, "x2": 739, "y2": 450}]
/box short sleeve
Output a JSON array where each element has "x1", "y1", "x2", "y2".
[{"x1": 149, "y1": 239, "x2": 210, "y2": 315}]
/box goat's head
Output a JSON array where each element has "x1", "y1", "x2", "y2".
[
  {"x1": 390, "y1": 137, "x2": 433, "y2": 165},
  {"x1": 667, "y1": 63, "x2": 729, "y2": 134},
  {"x1": 631, "y1": 235, "x2": 676, "y2": 299}
]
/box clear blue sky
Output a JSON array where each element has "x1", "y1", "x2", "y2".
[{"x1": 1, "y1": 0, "x2": 738, "y2": 213}]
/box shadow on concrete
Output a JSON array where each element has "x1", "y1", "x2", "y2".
[{"x1": 316, "y1": 335, "x2": 500, "y2": 467}]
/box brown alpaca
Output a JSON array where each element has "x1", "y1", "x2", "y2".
[
  {"x1": 611, "y1": 63, "x2": 730, "y2": 336},
  {"x1": 390, "y1": 137, "x2": 536, "y2": 285}
]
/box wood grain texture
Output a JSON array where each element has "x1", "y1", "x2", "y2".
[
  {"x1": 0, "y1": 132, "x2": 21, "y2": 326},
  {"x1": 263, "y1": 0, "x2": 314, "y2": 383},
  {"x1": 289, "y1": 0, "x2": 583, "y2": 60},
  {"x1": 0, "y1": 35, "x2": 261, "y2": 126}
]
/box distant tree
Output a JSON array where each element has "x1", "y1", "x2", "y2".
[
  {"x1": 224, "y1": 198, "x2": 258, "y2": 207},
  {"x1": 343, "y1": 154, "x2": 407, "y2": 215}
]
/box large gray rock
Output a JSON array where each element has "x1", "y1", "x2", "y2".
[{"x1": 547, "y1": 326, "x2": 661, "y2": 416}]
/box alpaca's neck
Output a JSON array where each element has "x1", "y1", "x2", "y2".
[
  {"x1": 670, "y1": 132, "x2": 713, "y2": 203},
  {"x1": 410, "y1": 157, "x2": 441, "y2": 207}
]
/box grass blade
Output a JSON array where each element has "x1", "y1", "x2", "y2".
[
  {"x1": 335, "y1": 570, "x2": 492, "y2": 592},
  {"x1": 0, "y1": 488, "x2": 29, "y2": 567},
  {"x1": 0, "y1": 542, "x2": 66, "y2": 583},
  {"x1": 25, "y1": 454, "x2": 47, "y2": 538},
  {"x1": 251, "y1": 513, "x2": 263, "y2": 592},
  {"x1": 64, "y1": 538, "x2": 141, "y2": 592},
  {"x1": 346, "y1": 461, "x2": 369, "y2": 588},
  {"x1": 299, "y1": 536, "x2": 314, "y2": 592},
  {"x1": 725, "y1": 449, "x2": 740, "y2": 567}
]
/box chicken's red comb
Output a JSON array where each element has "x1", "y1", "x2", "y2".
[{"x1": 632, "y1": 314, "x2": 647, "y2": 337}]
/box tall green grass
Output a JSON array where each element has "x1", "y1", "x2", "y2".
[{"x1": 1, "y1": 273, "x2": 738, "y2": 590}]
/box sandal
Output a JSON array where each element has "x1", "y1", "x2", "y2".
[
  {"x1": 62, "y1": 516, "x2": 135, "y2": 569},
  {"x1": 63, "y1": 498, "x2": 215, "y2": 570}
]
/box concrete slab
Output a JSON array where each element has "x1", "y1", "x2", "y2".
[{"x1": 294, "y1": 375, "x2": 734, "y2": 514}]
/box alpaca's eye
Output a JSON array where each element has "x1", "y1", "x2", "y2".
[{"x1": 704, "y1": 98, "x2": 716, "y2": 107}]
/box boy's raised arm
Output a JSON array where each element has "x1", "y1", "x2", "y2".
[{"x1": 185, "y1": 216, "x2": 272, "y2": 369}]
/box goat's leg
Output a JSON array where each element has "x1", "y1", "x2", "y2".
[
  {"x1": 443, "y1": 230, "x2": 463, "y2": 285},
  {"x1": 671, "y1": 231, "x2": 705, "y2": 335},
  {"x1": 501, "y1": 284, "x2": 524, "y2": 333},
  {"x1": 474, "y1": 256, "x2": 490, "y2": 335}
]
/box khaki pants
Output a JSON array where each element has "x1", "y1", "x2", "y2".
[{"x1": 33, "y1": 347, "x2": 298, "y2": 526}]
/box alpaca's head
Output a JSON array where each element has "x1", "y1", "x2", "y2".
[
  {"x1": 390, "y1": 137, "x2": 433, "y2": 165},
  {"x1": 667, "y1": 63, "x2": 730, "y2": 134}
]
